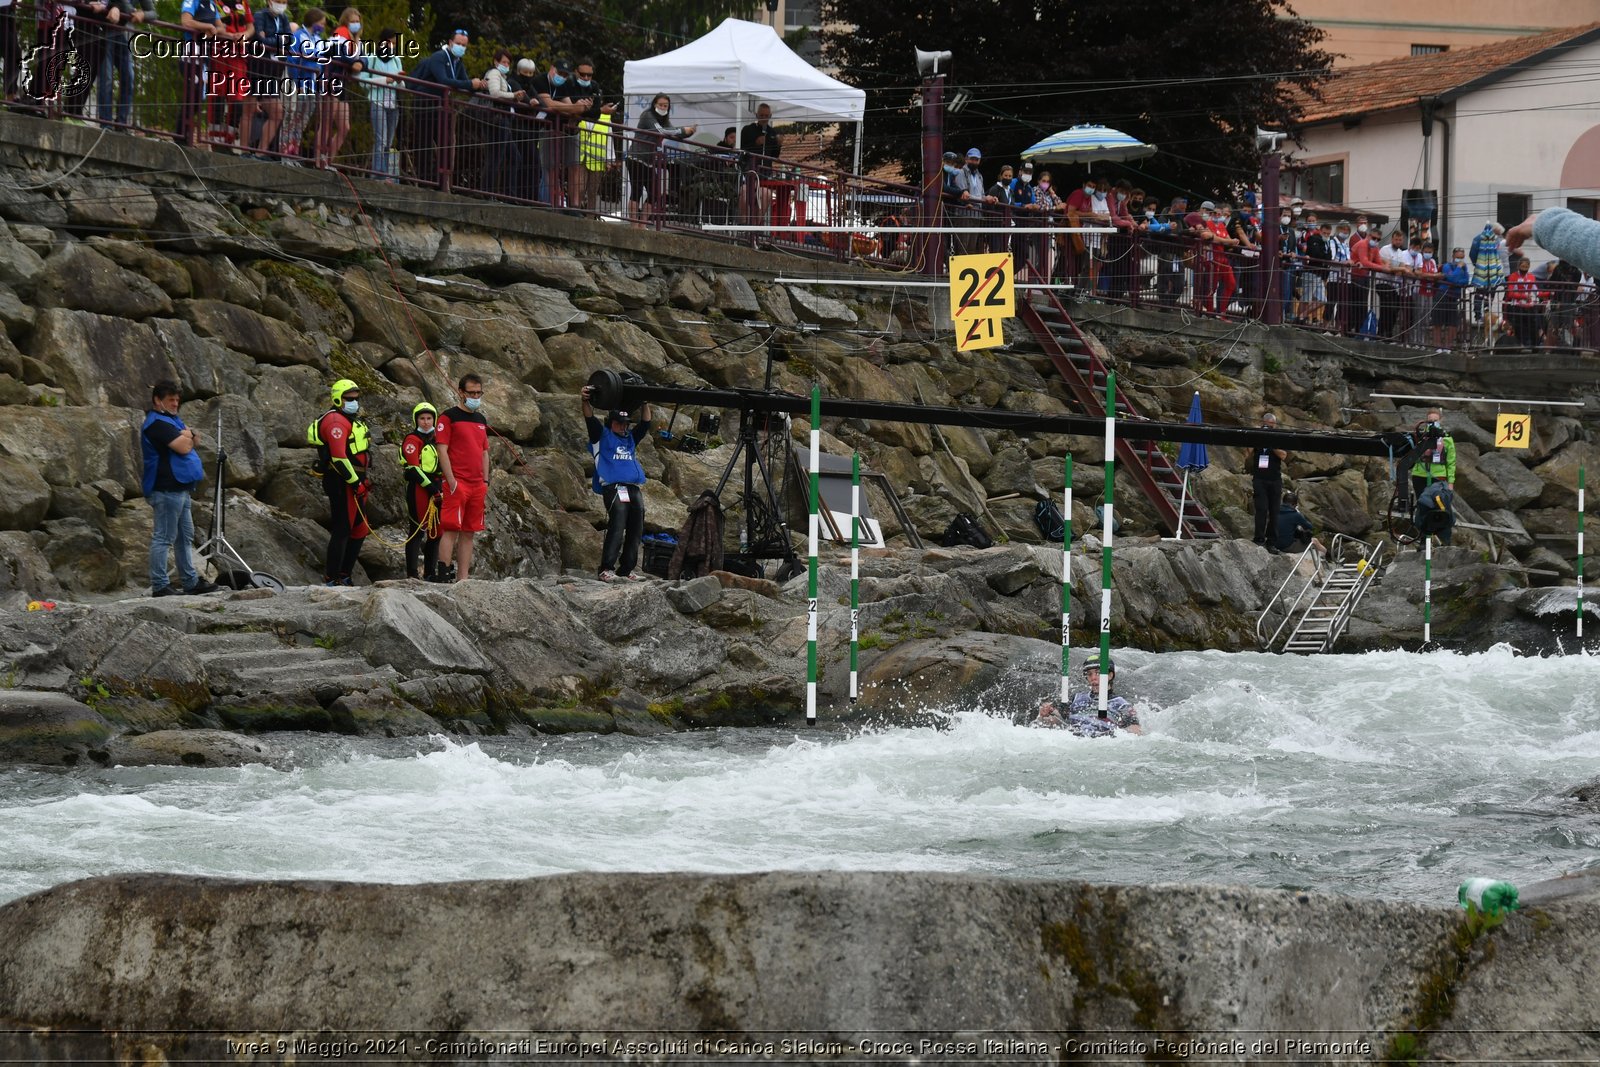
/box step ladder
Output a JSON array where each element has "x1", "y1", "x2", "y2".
[
  {"x1": 1257, "y1": 534, "x2": 1387, "y2": 653},
  {"x1": 1015, "y1": 280, "x2": 1223, "y2": 539}
]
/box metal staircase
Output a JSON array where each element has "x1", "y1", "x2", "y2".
[
  {"x1": 1257, "y1": 534, "x2": 1387, "y2": 653},
  {"x1": 1016, "y1": 285, "x2": 1223, "y2": 539}
]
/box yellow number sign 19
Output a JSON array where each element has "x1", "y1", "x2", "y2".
[
  {"x1": 1495, "y1": 414, "x2": 1532, "y2": 449},
  {"x1": 949, "y1": 252, "x2": 1014, "y2": 321}
]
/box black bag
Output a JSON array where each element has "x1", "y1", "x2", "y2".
[
  {"x1": 941, "y1": 512, "x2": 993, "y2": 549},
  {"x1": 1033, "y1": 499, "x2": 1066, "y2": 542}
]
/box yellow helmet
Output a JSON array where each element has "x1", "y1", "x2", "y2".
[
  {"x1": 412, "y1": 401, "x2": 438, "y2": 424},
  {"x1": 330, "y1": 378, "x2": 360, "y2": 405}
]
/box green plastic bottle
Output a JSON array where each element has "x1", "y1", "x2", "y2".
[{"x1": 1458, "y1": 878, "x2": 1519, "y2": 914}]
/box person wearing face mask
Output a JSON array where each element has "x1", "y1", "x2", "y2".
[
  {"x1": 400, "y1": 402, "x2": 443, "y2": 582},
  {"x1": 313, "y1": 7, "x2": 364, "y2": 169},
  {"x1": 243, "y1": 0, "x2": 289, "y2": 156},
  {"x1": 481, "y1": 48, "x2": 529, "y2": 198},
  {"x1": 309, "y1": 379, "x2": 372, "y2": 586},
  {"x1": 280, "y1": 8, "x2": 329, "y2": 163},
  {"x1": 1408, "y1": 409, "x2": 1455, "y2": 501},
  {"x1": 581, "y1": 385, "x2": 655, "y2": 582},
  {"x1": 1032, "y1": 168, "x2": 1064, "y2": 279},
  {"x1": 436, "y1": 374, "x2": 493, "y2": 582},
  {"x1": 361, "y1": 28, "x2": 403, "y2": 178},
  {"x1": 176, "y1": 0, "x2": 225, "y2": 145},
  {"x1": 208, "y1": 0, "x2": 257, "y2": 149},
  {"x1": 1438, "y1": 246, "x2": 1469, "y2": 349},
  {"x1": 565, "y1": 58, "x2": 617, "y2": 210},
  {"x1": 1326, "y1": 222, "x2": 1353, "y2": 332},
  {"x1": 1413, "y1": 240, "x2": 1440, "y2": 347},
  {"x1": 624, "y1": 92, "x2": 696, "y2": 224},
  {"x1": 532, "y1": 57, "x2": 604, "y2": 208},
  {"x1": 409, "y1": 29, "x2": 488, "y2": 183},
  {"x1": 1150, "y1": 196, "x2": 1187, "y2": 307},
  {"x1": 1065, "y1": 176, "x2": 1108, "y2": 290},
  {"x1": 1348, "y1": 215, "x2": 1384, "y2": 335}
]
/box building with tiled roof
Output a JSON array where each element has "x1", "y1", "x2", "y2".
[
  {"x1": 1286, "y1": 23, "x2": 1600, "y2": 259},
  {"x1": 1287, "y1": 0, "x2": 1600, "y2": 67}
]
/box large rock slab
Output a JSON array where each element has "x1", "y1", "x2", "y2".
[
  {"x1": 250, "y1": 260, "x2": 354, "y2": 342},
  {"x1": 0, "y1": 690, "x2": 111, "y2": 766},
  {"x1": 356, "y1": 589, "x2": 493, "y2": 675},
  {"x1": 502, "y1": 283, "x2": 589, "y2": 335},
  {"x1": 339, "y1": 267, "x2": 441, "y2": 352},
  {"x1": 33, "y1": 244, "x2": 172, "y2": 319},
  {"x1": 28, "y1": 309, "x2": 174, "y2": 408},
  {"x1": 177, "y1": 299, "x2": 324, "y2": 368},
  {"x1": 0, "y1": 870, "x2": 1482, "y2": 1055},
  {"x1": 63, "y1": 179, "x2": 161, "y2": 229},
  {"x1": 0, "y1": 406, "x2": 145, "y2": 495},
  {"x1": 787, "y1": 286, "x2": 859, "y2": 327}
]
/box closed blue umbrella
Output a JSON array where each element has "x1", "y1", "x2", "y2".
[
  {"x1": 1175, "y1": 391, "x2": 1207, "y2": 539},
  {"x1": 1020, "y1": 124, "x2": 1157, "y2": 166}
]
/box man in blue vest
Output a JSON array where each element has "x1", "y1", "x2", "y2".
[
  {"x1": 580, "y1": 385, "x2": 653, "y2": 581},
  {"x1": 141, "y1": 381, "x2": 220, "y2": 597}
]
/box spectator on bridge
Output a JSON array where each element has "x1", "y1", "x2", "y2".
[
  {"x1": 409, "y1": 29, "x2": 487, "y2": 186},
  {"x1": 97, "y1": 0, "x2": 156, "y2": 129},
  {"x1": 1349, "y1": 217, "x2": 1384, "y2": 334},
  {"x1": 312, "y1": 7, "x2": 363, "y2": 169},
  {"x1": 1326, "y1": 220, "x2": 1353, "y2": 333},
  {"x1": 1414, "y1": 241, "x2": 1440, "y2": 349},
  {"x1": 361, "y1": 28, "x2": 403, "y2": 178},
  {"x1": 279, "y1": 8, "x2": 327, "y2": 162},
  {"x1": 177, "y1": 0, "x2": 224, "y2": 144},
  {"x1": 242, "y1": 0, "x2": 290, "y2": 155},
  {"x1": 565, "y1": 59, "x2": 616, "y2": 210},
  {"x1": 740, "y1": 102, "x2": 782, "y2": 172},
  {"x1": 1437, "y1": 247, "x2": 1469, "y2": 350},
  {"x1": 623, "y1": 92, "x2": 695, "y2": 225},
  {"x1": 208, "y1": 0, "x2": 255, "y2": 147},
  {"x1": 1468, "y1": 221, "x2": 1506, "y2": 344},
  {"x1": 1301, "y1": 219, "x2": 1331, "y2": 327},
  {"x1": 1504, "y1": 255, "x2": 1547, "y2": 350}
]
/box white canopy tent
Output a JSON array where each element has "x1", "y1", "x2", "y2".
[{"x1": 622, "y1": 18, "x2": 867, "y2": 174}]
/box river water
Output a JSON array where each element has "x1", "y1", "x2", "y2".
[{"x1": 4, "y1": 647, "x2": 1598, "y2": 909}]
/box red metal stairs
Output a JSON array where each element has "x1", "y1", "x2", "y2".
[{"x1": 1016, "y1": 285, "x2": 1223, "y2": 539}]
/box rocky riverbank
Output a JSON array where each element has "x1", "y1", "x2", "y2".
[
  {"x1": 2, "y1": 867, "x2": 1599, "y2": 1063},
  {"x1": 0, "y1": 117, "x2": 1596, "y2": 766},
  {"x1": 0, "y1": 537, "x2": 1589, "y2": 768}
]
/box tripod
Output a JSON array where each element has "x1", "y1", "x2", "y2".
[
  {"x1": 712, "y1": 405, "x2": 803, "y2": 582},
  {"x1": 195, "y1": 410, "x2": 286, "y2": 592}
]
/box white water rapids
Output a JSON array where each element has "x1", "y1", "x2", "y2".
[{"x1": 4, "y1": 647, "x2": 1598, "y2": 908}]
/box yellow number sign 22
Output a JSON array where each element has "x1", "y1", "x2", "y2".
[{"x1": 949, "y1": 252, "x2": 1014, "y2": 321}]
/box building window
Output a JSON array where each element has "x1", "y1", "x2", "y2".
[
  {"x1": 1497, "y1": 192, "x2": 1532, "y2": 232},
  {"x1": 1298, "y1": 161, "x2": 1344, "y2": 206},
  {"x1": 1411, "y1": 44, "x2": 1448, "y2": 56},
  {"x1": 1567, "y1": 197, "x2": 1600, "y2": 220},
  {"x1": 785, "y1": 0, "x2": 819, "y2": 25}
]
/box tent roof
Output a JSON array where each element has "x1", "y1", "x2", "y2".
[{"x1": 623, "y1": 18, "x2": 865, "y2": 125}]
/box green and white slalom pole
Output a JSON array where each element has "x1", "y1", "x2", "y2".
[
  {"x1": 1099, "y1": 374, "x2": 1116, "y2": 718},
  {"x1": 1061, "y1": 454, "x2": 1072, "y2": 704},
  {"x1": 849, "y1": 452, "x2": 861, "y2": 703},
  {"x1": 1579, "y1": 466, "x2": 1586, "y2": 640},
  {"x1": 806, "y1": 383, "x2": 820, "y2": 725},
  {"x1": 1423, "y1": 534, "x2": 1433, "y2": 645}
]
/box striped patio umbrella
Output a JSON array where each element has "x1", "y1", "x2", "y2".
[{"x1": 1020, "y1": 124, "x2": 1157, "y2": 166}]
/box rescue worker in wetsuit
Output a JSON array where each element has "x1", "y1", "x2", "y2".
[
  {"x1": 1035, "y1": 658, "x2": 1142, "y2": 735},
  {"x1": 309, "y1": 378, "x2": 371, "y2": 585},
  {"x1": 399, "y1": 401, "x2": 442, "y2": 581}
]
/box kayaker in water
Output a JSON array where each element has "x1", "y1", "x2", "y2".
[{"x1": 1035, "y1": 659, "x2": 1143, "y2": 735}]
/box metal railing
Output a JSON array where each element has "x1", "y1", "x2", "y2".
[
  {"x1": 1257, "y1": 533, "x2": 1385, "y2": 652},
  {"x1": 1, "y1": 4, "x2": 928, "y2": 261}
]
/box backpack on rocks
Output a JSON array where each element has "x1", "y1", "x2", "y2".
[
  {"x1": 1033, "y1": 499, "x2": 1066, "y2": 542},
  {"x1": 941, "y1": 512, "x2": 993, "y2": 549}
]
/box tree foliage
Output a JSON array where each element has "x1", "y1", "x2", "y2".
[
  {"x1": 820, "y1": 0, "x2": 1333, "y2": 199},
  {"x1": 415, "y1": 0, "x2": 757, "y2": 83}
]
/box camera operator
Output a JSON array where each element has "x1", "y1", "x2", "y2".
[
  {"x1": 1409, "y1": 408, "x2": 1455, "y2": 498},
  {"x1": 581, "y1": 385, "x2": 653, "y2": 582}
]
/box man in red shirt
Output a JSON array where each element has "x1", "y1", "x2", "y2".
[{"x1": 436, "y1": 373, "x2": 491, "y2": 582}]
